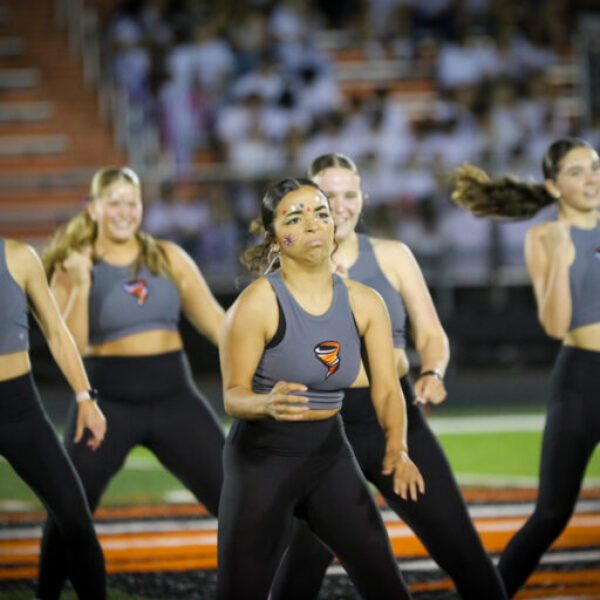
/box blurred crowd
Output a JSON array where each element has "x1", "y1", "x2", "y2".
[{"x1": 102, "y1": 0, "x2": 600, "y2": 282}]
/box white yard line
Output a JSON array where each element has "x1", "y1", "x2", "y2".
[
  {"x1": 429, "y1": 414, "x2": 546, "y2": 434},
  {"x1": 3, "y1": 499, "x2": 600, "y2": 540},
  {"x1": 326, "y1": 549, "x2": 600, "y2": 575}
]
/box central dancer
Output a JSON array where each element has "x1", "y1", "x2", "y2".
[{"x1": 216, "y1": 178, "x2": 424, "y2": 600}]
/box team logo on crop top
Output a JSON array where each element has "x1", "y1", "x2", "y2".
[
  {"x1": 314, "y1": 341, "x2": 341, "y2": 378},
  {"x1": 123, "y1": 278, "x2": 149, "y2": 306}
]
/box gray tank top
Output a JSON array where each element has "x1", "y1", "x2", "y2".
[
  {"x1": 252, "y1": 270, "x2": 361, "y2": 410},
  {"x1": 569, "y1": 221, "x2": 600, "y2": 330},
  {"x1": 0, "y1": 238, "x2": 29, "y2": 355},
  {"x1": 348, "y1": 234, "x2": 408, "y2": 348},
  {"x1": 88, "y1": 259, "x2": 181, "y2": 345}
]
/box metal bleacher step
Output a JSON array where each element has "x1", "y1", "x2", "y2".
[
  {"x1": 0, "y1": 101, "x2": 53, "y2": 122},
  {"x1": 0, "y1": 37, "x2": 23, "y2": 57},
  {"x1": 0, "y1": 133, "x2": 68, "y2": 156},
  {"x1": 0, "y1": 68, "x2": 39, "y2": 89}
]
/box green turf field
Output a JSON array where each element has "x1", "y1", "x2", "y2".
[
  {"x1": 1, "y1": 413, "x2": 600, "y2": 600},
  {"x1": 1, "y1": 413, "x2": 599, "y2": 509}
]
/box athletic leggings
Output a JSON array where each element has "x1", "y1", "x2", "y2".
[
  {"x1": 499, "y1": 346, "x2": 600, "y2": 597},
  {"x1": 271, "y1": 377, "x2": 507, "y2": 600},
  {"x1": 0, "y1": 373, "x2": 105, "y2": 600},
  {"x1": 37, "y1": 351, "x2": 225, "y2": 600},
  {"x1": 217, "y1": 414, "x2": 412, "y2": 600}
]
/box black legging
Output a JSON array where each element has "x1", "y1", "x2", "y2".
[
  {"x1": 271, "y1": 377, "x2": 506, "y2": 600},
  {"x1": 499, "y1": 346, "x2": 600, "y2": 597},
  {"x1": 0, "y1": 373, "x2": 105, "y2": 600},
  {"x1": 217, "y1": 414, "x2": 412, "y2": 600},
  {"x1": 37, "y1": 351, "x2": 224, "y2": 600}
]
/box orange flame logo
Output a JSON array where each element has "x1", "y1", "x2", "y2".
[
  {"x1": 314, "y1": 341, "x2": 341, "y2": 378},
  {"x1": 123, "y1": 278, "x2": 149, "y2": 306}
]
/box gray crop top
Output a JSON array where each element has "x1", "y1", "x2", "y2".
[
  {"x1": 569, "y1": 221, "x2": 600, "y2": 330},
  {"x1": 348, "y1": 234, "x2": 408, "y2": 348},
  {"x1": 252, "y1": 270, "x2": 362, "y2": 410},
  {"x1": 88, "y1": 259, "x2": 181, "y2": 345},
  {"x1": 0, "y1": 238, "x2": 29, "y2": 355}
]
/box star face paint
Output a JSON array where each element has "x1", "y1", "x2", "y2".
[{"x1": 271, "y1": 186, "x2": 335, "y2": 265}]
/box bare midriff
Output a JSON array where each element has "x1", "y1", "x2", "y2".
[
  {"x1": 86, "y1": 329, "x2": 183, "y2": 357},
  {"x1": 300, "y1": 407, "x2": 342, "y2": 421},
  {"x1": 0, "y1": 350, "x2": 31, "y2": 381},
  {"x1": 563, "y1": 322, "x2": 600, "y2": 352}
]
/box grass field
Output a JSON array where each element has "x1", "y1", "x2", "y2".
[
  {"x1": 1, "y1": 411, "x2": 600, "y2": 508},
  {"x1": 2, "y1": 410, "x2": 600, "y2": 600}
]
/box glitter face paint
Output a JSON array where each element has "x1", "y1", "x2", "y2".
[
  {"x1": 281, "y1": 205, "x2": 299, "y2": 216},
  {"x1": 283, "y1": 235, "x2": 294, "y2": 247},
  {"x1": 279, "y1": 200, "x2": 328, "y2": 220}
]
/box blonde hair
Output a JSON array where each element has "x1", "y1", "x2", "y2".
[
  {"x1": 307, "y1": 153, "x2": 359, "y2": 178},
  {"x1": 43, "y1": 166, "x2": 172, "y2": 279}
]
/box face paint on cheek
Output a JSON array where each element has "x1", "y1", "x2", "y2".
[{"x1": 283, "y1": 235, "x2": 294, "y2": 247}]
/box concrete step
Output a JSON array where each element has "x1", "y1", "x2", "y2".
[
  {"x1": 0, "y1": 67, "x2": 39, "y2": 89},
  {"x1": 0, "y1": 101, "x2": 53, "y2": 122},
  {"x1": 0, "y1": 133, "x2": 68, "y2": 156}
]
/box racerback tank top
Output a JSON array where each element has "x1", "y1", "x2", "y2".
[
  {"x1": 252, "y1": 270, "x2": 361, "y2": 409},
  {"x1": 348, "y1": 234, "x2": 408, "y2": 348},
  {"x1": 569, "y1": 221, "x2": 600, "y2": 330},
  {"x1": 0, "y1": 238, "x2": 29, "y2": 355},
  {"x1": 88, "y1": 259, "x2": 181, "y2": 345}
]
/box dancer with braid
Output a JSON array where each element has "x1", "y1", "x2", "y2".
[
  {"x1": 217, "y1": 177, "x2": 424, "y2": 600},
  {"x1": 452, "y1": 137, "x2": 600, "y2": 597},
  {"x1": 0, "y1": 236, "x2": 106, "y2": 599},
  {"x1": 270, "y1": 153, "x2": 507, "y2": 600},
  {"x1": 37, "y1": 166, "x2": 226, "y2": 600}
]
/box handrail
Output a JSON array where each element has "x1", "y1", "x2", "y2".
[{"x1": 53, "y1": 0, "x2": 123, "y2": 148}]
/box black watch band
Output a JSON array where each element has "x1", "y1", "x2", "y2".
[
  {"x1": 419, "y1": 370, "x2": 444, "y2": 382},
  {"x1": 76, "y1": 388, "x2": 99, "y2": 403}
]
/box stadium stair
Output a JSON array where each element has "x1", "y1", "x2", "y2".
[{"x1": 0, "y1": 0, "x2": 124, "y2": 246}]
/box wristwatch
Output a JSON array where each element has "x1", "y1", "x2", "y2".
[
  {"x1": 419, "y1": 369, "x2": 444, "y2": 382},
  {"x1": 76, "y1": 388, "x2": 99, "y2": 403}
]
